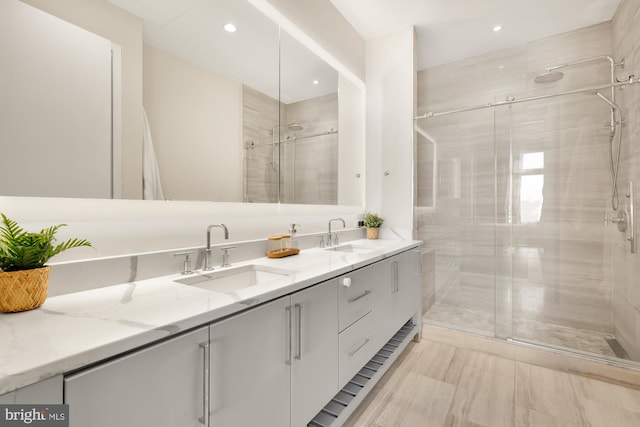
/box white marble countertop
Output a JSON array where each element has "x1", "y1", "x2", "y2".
[{"x1": 0, "y1": 239, "x2": 421, "y2": 395}]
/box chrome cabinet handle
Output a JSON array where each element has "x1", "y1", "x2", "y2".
[
  {"x1": 347, "y1": 290, "x2": 371, "y2": 303},
  {"x1": 295, "y1": 304, "x2": 302, "y2": 360},
  {"x1": 392, "y1": 261, "x2": 399, "y2": 292},
  {"x1": 199, "y1": 342, "x2": 210, "y2": 426},
  {"x1": 628, "y1": 181, "x2": 636, "y2": 254},
  {"x1": 348, "y1": 338, "x2": 370, "y2": 357},
  {"x1": 285, "y1": 306, "x2": 292, "y2": 365},
  {"x1": 342, "y1": 277, "x2": 352, "y2": 287}
]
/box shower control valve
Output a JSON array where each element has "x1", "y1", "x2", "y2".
[{"x1": 605, "y1": 210, "x2": 628, "y2": 232}]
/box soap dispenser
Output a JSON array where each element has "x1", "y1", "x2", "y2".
[{"x1": 289, "y1": 224, "x2": 300, "y2": 249}]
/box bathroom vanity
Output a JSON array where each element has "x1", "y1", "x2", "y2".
[{"x1": 0, "y1": 239, "x2": 421, "y2": 426}]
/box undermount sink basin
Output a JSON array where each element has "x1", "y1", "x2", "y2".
[
  {"x1": 175, "y1": 265, "x2": 296, "y2": 294},
  {"x1": 325, "y1": 244, "x2": 377, "y2": 254}
]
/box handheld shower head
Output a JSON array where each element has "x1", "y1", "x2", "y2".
[
  {"x1": 594, "y1": 91, "x2": 622, "y2": 139},
  {"x1": 594, "y1": 91, "x2": 620, "y2": 112},
  {"x1": 534, "y1": 71, "x2": 564, "y2": 84}
]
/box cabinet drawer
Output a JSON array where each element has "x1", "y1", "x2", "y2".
[
  {"x1": 338, "y1": 269, "x2": 375, "y2": 332},
  {"x1": 338, "y1": 312, "x2": 374, "y2": 388}
]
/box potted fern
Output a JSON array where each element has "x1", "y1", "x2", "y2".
[
  {"x1": 363, "y1": 212, "x2": 384, "y2": 240},
  {"x1": 0, "y1": 214, "x2": 91, "y2": 313}
]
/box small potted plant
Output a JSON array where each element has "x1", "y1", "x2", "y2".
[
  {"x1": 0, "y1": 213, "x2": 91, "y2": 313},
  {"x1": 363, "y1": 212, "x2": 384, "y2": 240}
]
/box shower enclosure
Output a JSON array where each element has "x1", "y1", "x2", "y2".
[
  {"x1": 416, "y1": 52, "x2": 640, "y2": 366},
  {"x1": 242, "y1": 86, "x2": 339, "y2": 204}
]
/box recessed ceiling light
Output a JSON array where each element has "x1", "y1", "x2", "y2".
[
  {"x1": 313, "y1": 80, "x2": 319, "y2": 85},
  {"x1": 224, "y1": 23, "x2": 237, "y2": 33},
  {"x1": 498, "y1": 65, "x2": 505, "y2": 69},
  {"x1": 493, "y1": 25, "x2": 502, "y2": 32}
]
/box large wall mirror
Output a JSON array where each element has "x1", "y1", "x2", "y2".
[{"x1": 0, "y1": 0, "x2": 364, "y2": 205}]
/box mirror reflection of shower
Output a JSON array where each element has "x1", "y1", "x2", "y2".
[
  {"x1": 533, "y1": 55, "x2": 625, "y2": 211},
  {"x1": 242, "y1": 87, "x2": 339, "y2": 204}
]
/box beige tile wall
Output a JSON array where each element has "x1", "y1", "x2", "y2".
[
  {"x1": 417, "y1": 23, "x2": 621, "y2": 348},
  {"x1": 281, "y1": 92, "x2": 338, "y2": 205},
  {"x1": 612, "y1": 0, "x2": 640, "y2": 361},
  {"x1": 243, "y1": 85, "x2": 281, "y2": 203},
  {"x1": 243, "y1": 87, "x2": 338, "y2": 204}
]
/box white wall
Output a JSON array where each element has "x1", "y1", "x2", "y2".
[
  {"x1": 144, "y1": 45, "x2": 243, "y2": 202},
  {"x1": 365, "y1": 28, "x2": 417, "y2": 239},
  {"x1": 338, "y1": 74, "x2": 366, "y2": 205},
  {"x1": 0, "y1": 0, "x2": 112, "y2": 199},
  {"x1": 257, "y1": 0, "x2": 365, "y2": 81},
  {"x1": 23, "y1": 0, "x2": 144, "y2": 199},
  {"x1": 0, "y1": 197, "x2": 363, "y2": 263}
]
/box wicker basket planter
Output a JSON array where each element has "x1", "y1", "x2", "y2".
[
  {"x1": 366, "y1": 227, "x2": 379, "y2": 240},
  {"x1": 0, "y1": 266, "x2": 50, "y2": 313}
]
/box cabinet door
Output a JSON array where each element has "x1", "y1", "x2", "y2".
[
  {"x1": 0, "y1": 376, "x2": 62, "y2": 404},
  {"x1": 210, "y1": 297, "x2": 291, "y2": 427},
  {"x1": 371, "y1": 257, "x2": 397, "y2": 351},
  {"x1": 371, "y1": 251, "x2": 422, "y2": 350},
  {"x1": 291, "y1": 280, "x2": 339, "y2": 427},
  {"x1": 64, "y1": 327, "x2": 209, "y2": 427},
  {"x1": 394, "y1": 249, "x2": 422, "y2": 328}
]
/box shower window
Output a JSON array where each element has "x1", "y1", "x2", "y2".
[{"x1": 514, "y1": 151, "x2": 544, "y2": 224}]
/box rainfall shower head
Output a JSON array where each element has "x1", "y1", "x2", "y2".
[
  {"x1": 534, "y1": 70, "x2": 565, "y2": 84},
  {"x1": 287, "y1": 123, "x2": 303, "y2": 131}
]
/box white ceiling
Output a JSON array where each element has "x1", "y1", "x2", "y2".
[
  {"x1": 329, "y1": 0, "x2": 622, "y2": 70},
  {"x1": 109, "y1": 0, "x2": 338, "y2": 104}
]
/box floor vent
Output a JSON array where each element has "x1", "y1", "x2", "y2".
[{"x1": 308, "y1": 320, "x2": 418, "y2": 427}]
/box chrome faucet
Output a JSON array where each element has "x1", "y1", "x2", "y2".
[
  {"x1": 205, "y1": 224, "x2": 229, "y2": 270},
  {"x1": 328, "y1": 218, "x2": 346, "y2": 247}
]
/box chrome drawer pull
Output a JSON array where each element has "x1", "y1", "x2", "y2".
[
  {"x1": 198, "y1": 342, "x2": 210, "y2": 426},
  {"x1": 347, "y1": 290, "x2": 371, "y2": 303},
  {"x1": 348, "y1": 338, "x2": 370, "y2": 357},
  {"x1": 285, "y1": 306, "x2": 292, "y2": 365},
  {"x1": 392, "y1": 261, "x2": 399, "y2": 292},
  {"x1": 295, "y1": 304, "x2": 302, "y2": 360}
]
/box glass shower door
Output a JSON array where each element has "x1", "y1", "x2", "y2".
[
  {"x1": 507, "y1": 94, "x2": 617, "y2": 359},
  {"x1": 418, "y1": 107, "x2": 498, "y2": 338}
]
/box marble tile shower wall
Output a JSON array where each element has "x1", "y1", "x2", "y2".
[
  {"x1": 416, "y1": 22, "x2": 619, "y2": 343},
  {"x1": 612, "y1": 0, "x2": 640, "y2": 361},
  {"x1": 243, "y1": 85, "x2": 282, "y2": 203},
  {"x1": 242, "y1": 87, "x2": 338, "y2": 204},
  {"x1": 281, "y1": 92, "x2": 338, "y2": 205}
]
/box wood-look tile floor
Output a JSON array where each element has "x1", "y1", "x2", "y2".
[{"x1": 343, "y1": 338, "x2": 640, "y2": 427}]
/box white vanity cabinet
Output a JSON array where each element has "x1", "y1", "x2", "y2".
[
  {"x1": 336, "y1": 260, "x2": 388, "y2": 387},
  {"x1": 394, "y1": 249, "x2": 422, "y2": 329},
  {"x1": 64, "y1": 327, "x2": 209, "y2": 427},
  {"x1": 210, "y1": 279, "x2": 339, "y2": 427},
  {"x1": 0, "y1": 376, "x2": 62, "y2": 404},
  {"x1": 337, "y1": 262, "x2": 378, "y2": 332},
  {"x1": 290, "y1": 279, "x2": 339, "y2": 426},
  {"x1": 209, "y1": 296, "x2": 291, "y2": 427},
  {"x1": 371, "y1": 249, "x2": 422, "y2": 351},
  {"x1": 26, "y1": 244, "x2": 421, "y2": 427}
]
